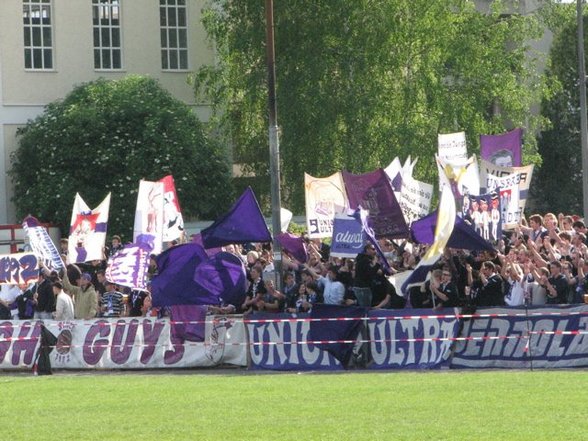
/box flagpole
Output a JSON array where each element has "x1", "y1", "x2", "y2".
[
  {"x1": 266, "y1": 0, "x2": 283, "y2": 288},
  {"x1": 577, "y1": 0, "x2": 588, "y2": 220}
]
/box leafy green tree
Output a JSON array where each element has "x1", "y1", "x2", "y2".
[
  {"x1": 11, "y1": 75, "x2": 233, "y2": 238},
  {"x1": 532, "y1": 5, "x2": 585, "y2": 215},
  {"x1": 193, "y1": 0, "x2": 552, "y2": 213}
]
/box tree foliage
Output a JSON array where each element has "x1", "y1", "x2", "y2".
[
  {"x1": 193, "y1": 0, "x2": 552, "y2": 213},
  {"x1": 532, "y1": 5, "x2": 585, "y2": 215},
  {"x1": 11, "y1": 75, "x2": 233, "y2": 238}
]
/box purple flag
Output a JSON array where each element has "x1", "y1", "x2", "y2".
[
  {"x1": 201, "y1": 187, "x2": 272, "y2": 249},
  {"x1": 480, "y1": 128, "x2": 522, "y2": 167},
  {"x1": 410, "y1": 211, "x2": 495, "y2": 251},
  {"x1": 191, "y1": 233, "x2": 222, "y2": 257},
  {"x1": 193, "y1": 252, "x2": 248, "y2": 307},
  {"x1": 151, "y1": 243, "x2": 213, "y2": 306},
  {"x1": 330, "y1": 215, "x2": 365, "y2": 258},
  {"x1": 105, "y1": 242, "x2": 152, "y2": 290},
  {"x1": 342, "y1": 169, "x2": 408, "y2": 239},
  {"x1": 169, "y1": 305, "x2": 207, "y2": 343},
  {"x1": 309, "y1": 304, "x2": 367, "y2": 366},
  {"x1": 276, "y1": 232, "x2": 308, "y2": 263}
]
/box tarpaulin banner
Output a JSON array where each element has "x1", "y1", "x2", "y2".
[
  {"x1": 68, "y1": 193, "x2": 111, "y2": 263},
  {"x1": 0, "y1": 316, "x2": 247, "y2": 369},
  {"x1": 367, "y1": 308, "x2": 462, "y2": 369},
  {"x1": 0, "y1": 253, "x2": 39, "y2": 285},
  {"x1": 304, "y1": 172, "x2": 349, "y2": 239},
  {"x1": 246, "y1": 312, "x2": 343, "y2": 371},
  {"x1": 451, "y1": 305, "x2": 588, "y2": 369}
]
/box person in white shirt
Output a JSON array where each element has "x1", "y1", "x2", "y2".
[
  {"x1": 53, "y1": 281, "x2": 74, "y2": 321},
  {"x1": 317, "y1": 265, "x2": 346, "y2": 305}
]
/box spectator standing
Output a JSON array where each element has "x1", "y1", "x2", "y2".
[
  {"x1": 53, "y1": 281, "x2": 74, "y2": 321},
  {"x1": 101, "y1": 281, "x2": 124, "y2": 317}
]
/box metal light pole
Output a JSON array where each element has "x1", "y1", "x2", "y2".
[
  {"x1": 266, "y1": 0, "x2": 283, "y2": 288},
  {"x1": 577, "y1": 0, "x2": 588, "y2": 220}
]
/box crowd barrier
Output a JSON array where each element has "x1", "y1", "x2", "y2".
[{"x1": 1, "y1": 305, "x2": 588, "y2": 372}]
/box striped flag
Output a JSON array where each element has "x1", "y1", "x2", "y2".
[{"x1": 400, "y1": 186, "x2": 457, "y2": 294}]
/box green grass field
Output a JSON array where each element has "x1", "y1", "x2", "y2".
[{"x1": 1, "y1": 370, "x2": 587, "y2": 440}]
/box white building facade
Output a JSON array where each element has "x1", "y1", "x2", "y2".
[{"x1": 0, "y1": 0, "x2": 213, "y2": 223}]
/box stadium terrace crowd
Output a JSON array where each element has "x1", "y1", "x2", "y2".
[{"x1": 1, "y1": 212, "x2": 587, "y2": 321}]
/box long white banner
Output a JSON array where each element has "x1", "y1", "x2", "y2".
[{"x1": 0, "y1": 317, "x2": 247, "y2": 369}]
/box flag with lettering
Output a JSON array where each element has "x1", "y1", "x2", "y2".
[
  {"x1": 305, "y1": 172, "x2": 349, "y2": 238},
  {"x1": 105, "y1": 242, "x2": 151, "y2": 290},
  {"x1": 23, "y1": 216, "x2": 64, "y2": 270},
  {"x1": 68, "y1": 193, "x2": 111, "y2": 263}
]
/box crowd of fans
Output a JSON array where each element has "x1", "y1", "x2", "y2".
[{"x1": 1, "y1": 211, "x2": 587, "y2": 321}]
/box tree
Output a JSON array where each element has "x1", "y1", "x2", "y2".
[
  {"x1": 193, "y1": 0, "x2": 553, "y2": 214},
  {"x1": 10, "y1": 75, "x2": 233, "y2": 238},
  {"x1": 532, "y1": 5, "x2": 585, "y2": 215}
]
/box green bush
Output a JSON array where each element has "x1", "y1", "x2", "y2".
[{"x1": 10, "y1": 75, "x2": 233, "y2": 239}]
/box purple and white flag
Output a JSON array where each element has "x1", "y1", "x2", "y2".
[
  {"x1": 480, "y1": 128, "x2": 522, "y2": 167},
  {"x1": 23, "y1": 216, "x2": 64, "y2": 270},
  {"x1": 68, "y1": 193, "x2": 111, "y2": 263},
  {"x1": 342, "y1": 169, "x2": 408, "y2": 239},
  {"x1": 105, "y1": 242, "x2": 151, "y2": 290}
]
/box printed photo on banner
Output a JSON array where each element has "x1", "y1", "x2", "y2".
[
  {"x1": 480, "y1": 128, "x2": 522, "y2": 167},
  {"x1": 68, "y1": 193, "x2": 111, "y2": 263},
  {"x1": 479, "y1": 158, "x2": 533, "y2": 229},
  {"x1": 483, "y1": 172, "x2": 522, "y2": 229},
  {"x1": 462, "y1": 191, "x2": 502, "y2": 242}
]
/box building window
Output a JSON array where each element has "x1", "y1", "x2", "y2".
[
  {"x1": 22, "y1": 0, "x2": 53, "y2": 70},
  {"x1": 93, "y1": 0, "x2": 122, "y2": 70},
  {"x1": 160, "y1": 0, "x2": 188, "y2": 70}
]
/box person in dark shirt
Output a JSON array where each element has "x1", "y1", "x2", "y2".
[
  {"x1": 34, "y1": 271, "x2": 57, "y2": 320},
  {"x1": 353, "y1": 244, "x2": 379, "y2": 307},
  {"x1": 430, "y1": 268, "x2": 460, "y2": 308},
  {"x1": 542, "y1": 260, "x2": 569, "y2": 305},
  {"x1": 476, "y1": 261, "x2": 504, "y2": 307}
]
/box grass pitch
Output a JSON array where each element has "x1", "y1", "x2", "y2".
[{"x1": 1, "y1": 370, "x2": 587, "y2": 440}]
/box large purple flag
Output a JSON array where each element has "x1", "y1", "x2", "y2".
[
  {"x1": 201, "y1": 187, "x2": 272, "y2": 249},
  {"x1": 151, "y1": 243, "x2": 214, "y2": 306},
  {"x1": 480, "y1": 128, "x2": 522, "y2": 167},
  {"x1": 342, "y1": 169, "x2": 408, "y2": 239},
  {"x1": 276, "y1": 232, "x2": 308, "y2": 263},
  {"x1": 193, "y1": 252, "x2": 248, "y2": 307}
]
